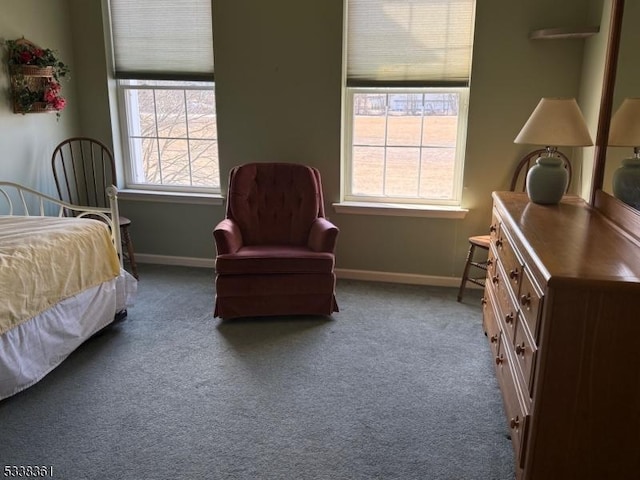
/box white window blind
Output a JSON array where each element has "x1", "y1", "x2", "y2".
[
  {"x1": 347, "y1": 0, "x2": 475, "y2": 86},
  {"x1": 109, "y1": 0, "x2": 214, "y2": 81}
]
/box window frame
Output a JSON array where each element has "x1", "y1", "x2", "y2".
[
  {"x1": 343, "y1": 86, "x2": 469, "y2": 207},
  {"x1": 116, "y1": 79, "x2": 221, "y2": 195}
]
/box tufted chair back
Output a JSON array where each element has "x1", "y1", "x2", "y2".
[{"x1": 226, "y1": 163, "x2": 325, "y2": 246}]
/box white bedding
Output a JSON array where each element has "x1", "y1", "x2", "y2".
[
  {"x1": 0, "y1": 216, "x2": 121, "y2": 334},
  {"x1": 0, "y1": 270, "x2": 137, "y2": 400},
  {"x1": 0, "y1": 194, "x2": 137, "y2": 400}
]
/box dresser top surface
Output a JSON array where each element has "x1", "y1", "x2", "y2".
[{"x1": 493, "y1": 192, "x2": 640, "y2": 286}]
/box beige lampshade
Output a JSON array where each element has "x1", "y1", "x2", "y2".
[
  {"x1": 514, "y1": 98, "x2": 593, "y2": 147},
  {"x1": 609, "y1": 98, "x2": 640, "y2": 147}
]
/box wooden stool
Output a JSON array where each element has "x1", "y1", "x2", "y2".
[{"x1": 457, "y1": 235, "x2": 490, "y2": 302}]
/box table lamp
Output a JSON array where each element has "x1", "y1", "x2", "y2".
[
  {"x1": 608, "y1": 97, "x2": 640, "y2": 209},
  {"x1": 514, "y1": 98, "x2": 593, "y2": 204}
]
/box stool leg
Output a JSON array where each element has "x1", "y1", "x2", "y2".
[
  {"x1": 121, "y1": 225, "x2": 139, "y2": 280},
  {"x1": 457, "y1": 243, "x2": 476, "y2": 302}
]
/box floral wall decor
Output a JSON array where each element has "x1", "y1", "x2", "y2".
[{"x1": 3, "y1": 38, "x2": 70, "y2": 118}]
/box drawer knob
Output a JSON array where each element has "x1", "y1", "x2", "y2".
[
  {"x1": 509, "y1": 269, "x2": 519, "y2": 281},
  {"x1": 481, "y1": 297, "x2": 487, "y2": 306},
  {"x1": 505, "y1": 313, "x2": 514, "y2": 324},
  {"x1": 490, "y1": 224, "x2": 497, "y2": 233},
  {"x1": 510, "y1": 416, "x2": 520, "y2": 430},
  {"x1": 492, "y1": 275, "x2": 499, "y2": 285},
  {"x1": 520, "y1": 293, "x2": 532, "y2": 307},
  {"x1": 487, "y1": 258, "x2": 493, "y2": 267},
  {"x1": 515, "y1": 343, "x2": 526, "y2": 356},
  {"x1": 495, "y1": 354, "x2": 504, "y2": 365},
  {"x1": 490, "y1": 334, "x2": 498, "y2": 344},
  {"x1": 495, "y1": 239, "x2": 503, "y2": 248}
]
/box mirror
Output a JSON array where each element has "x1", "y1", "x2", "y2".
[
  {"x1": 589, "y1": 0, "x2": 623, "y2": 205},
  {"x1": 590, "y1": 0, "x2": 640, "y2": 211},
  {"x1": 589, "y1": 0, "x2": 640, "y2": 240},
  {"x1": 603, "y1": 0, "x2": 640, "y2": 205}
]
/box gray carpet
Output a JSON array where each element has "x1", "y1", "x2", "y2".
[{"x1": 0, "y1": 265, "x2": 514, "y2": 480}]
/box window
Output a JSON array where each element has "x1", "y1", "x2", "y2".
[
  {"x1": 120, "y1": 80, "x2": 219, "y2": 191},
  {"x1": 344, "y1": 0, "x2": 476, "y2": 207},
  {"x1": 347, "y1": 88, "x2": 468, "y2": 204},
  {"x1": 107, "y1": 0, "x2": 219, "y2": 193}
]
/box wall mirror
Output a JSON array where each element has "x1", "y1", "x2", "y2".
[
  {"x1": 602, "y1": 0, "x2": 640, "y2": 204},
  {"x1": 589, "y1": 0, "x2": 640, "y2": 238},
  {"x1": 591, "y1": 0, "x2": 640, "y2": 209}
]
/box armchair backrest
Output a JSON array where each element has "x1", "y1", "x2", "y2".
[{"x1": 226, "y1": 163, "x2": 325, "y2": 246}]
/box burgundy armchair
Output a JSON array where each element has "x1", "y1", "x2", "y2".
[{"x1": 213, "y1": 163, "x2": 339, "y2": 319}]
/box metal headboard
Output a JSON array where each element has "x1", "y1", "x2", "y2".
[{"x1": 0, "y1": 181, "x2": 123, "y2": 267}]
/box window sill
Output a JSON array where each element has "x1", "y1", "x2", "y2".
[
  {"x1": 118, "y1": 189, "x2": 224, "y2": 206},
  {"x1": 332, "y1": 201, "x2": 468, "y2": 219}
]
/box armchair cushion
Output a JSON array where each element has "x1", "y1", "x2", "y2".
[{"x1": 216, "y1": 246, "x2": 334, "y2": 275}]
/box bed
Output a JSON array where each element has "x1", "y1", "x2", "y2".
[{"x1": 0, "y1": 181, "x2": 137, "y2": 400}]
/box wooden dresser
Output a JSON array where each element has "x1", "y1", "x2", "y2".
[{"x1": 483, "y1": 191, "x2": 640, "y2": 480}]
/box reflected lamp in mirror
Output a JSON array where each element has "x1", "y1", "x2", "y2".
[
  {"x1": 514, "y1": 98, "x2": 593, "y2": 205},
  {"x1": 609, "y1": 97, "x2": 640, "y2": 209}
]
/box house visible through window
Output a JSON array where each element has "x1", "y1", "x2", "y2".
[
  {"x1": 107, "y1": 0, "x2": 219, "y2": 193},
  {"x1": 344, "y1": 0, "x2": 476, "y2": 206}
]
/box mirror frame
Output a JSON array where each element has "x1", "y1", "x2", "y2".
[
  {"x1": 590, "y1": 0, "x2": 624, "y2": 204},
  {"x1": 589, "y1": 0, "x2": 640, "y2": 240}
]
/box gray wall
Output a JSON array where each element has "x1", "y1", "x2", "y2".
[
  {"x1": 0, "y1": 0, "x2": 79, "y2": 198},
  {"x1": 0, "y1": 0, "x2": 615, "y2": 281}
]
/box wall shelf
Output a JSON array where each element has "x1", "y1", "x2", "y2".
[{"x1": 529, "y1": 26, "x2": 600, "y2": 40}]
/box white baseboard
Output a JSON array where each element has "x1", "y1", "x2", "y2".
[{"x1": 136, "y1": 254, "x2": 472, "y2": 288}]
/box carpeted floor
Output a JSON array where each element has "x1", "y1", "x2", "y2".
[{"x1": 0, "y1": 264, "x2": 514, "y2": 480}]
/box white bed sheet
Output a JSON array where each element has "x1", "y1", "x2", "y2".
[{"x1": 0, "y1": 270, "x2": 137, "y2": 400}]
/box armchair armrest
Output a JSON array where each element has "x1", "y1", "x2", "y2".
[
  {"x1": 213, "y1": 219, "x2": 243, "y2": 255},
  {"x1": 308, "y1": 217, "x2": 339, "y2": 253}
]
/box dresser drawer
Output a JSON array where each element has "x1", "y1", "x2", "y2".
[
  {"x1": 487, "y1": 246, "x2": 497, "y2": 280},
  {"x1": 494, "y1": 229, "x2": 524, "y2": 298},
  {"x1": 494, "y1": 344, "x2": 529, "y2": 468},
  {"x1": 513, "y1": 317, "x2": 537, "y2": 395},
  {"x1": 519, "y1": 268, "x2": 543, "y2": 339},
  {"x1": 489, "y1": 210, "x2": 500, "y2": 244},
  {"x1": 493, "y1": 262, "x2": 518, "y2": 345},
  {"x1": 483, "y1": 285, "x2": 501, "y2": 358}
]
